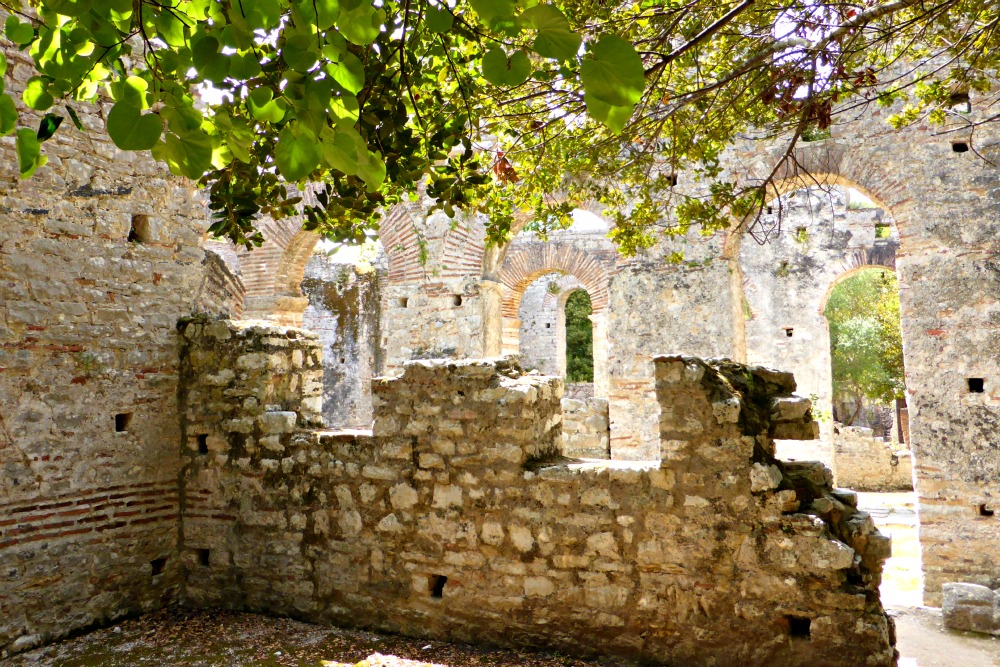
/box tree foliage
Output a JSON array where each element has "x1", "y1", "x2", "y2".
[
  {"x1": 565, "y1": 289, "x2": 593, "y2": 383},
  {"x1": 1, "y1": 0, "x2": 998, "y2": 249},
  {"x1": 825, "y1": 268, "x2": 905, "y2": 418}
]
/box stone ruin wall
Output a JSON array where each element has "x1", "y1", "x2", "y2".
[
  {"x1": 378, "y1": 204, "x2": 488, "y2": 372},
  {"x1": 739, "y1": 185, "x2": 898, "y2": 459},
  {"x1": 177, "y1": 318, "x2": 895, "y2": 667},
  {"x1": 301, "y1": 254, "x2": 383, "y2": 428},
  {"x1": 833, "y1": 427, "x2": 914, "y2": 492},
  {"x1": 560, "y1": 396, "x2": 610, "y2": 459},
  {"x1": 0, "y1": 46, "x2": 241, "y2": 655}
]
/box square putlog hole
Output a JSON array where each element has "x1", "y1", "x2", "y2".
[
  {"x1": 968, "y1": 378, "x2": 985, "y2": 393},
  {"x1": 128, "y1": 214, "x2": 153, "y2": 243},
  {"x1": 429, "y1": 574, "x2": 447, "y2": 599},
  {"x1": 785, "y1": 615, "x2": 811, "y2": 639},
  {"x1": 953, "y1": 141, "x2": 970, "y2": 153},
  {"x1": 979, "y1": 504, "x2": 995, "y2": 517},
  {"x1": 197, "y1": 434, "x2": 209, "y2": 455},
  {"x1": 150, "y1": 557, "x2": 167, "y2": 576},
  {"x1": 115, "y1": 412, "x2": 132, "y2": 432},
  {"x1": 197, "y1": 548, "x2": 211, "y2": 566}
]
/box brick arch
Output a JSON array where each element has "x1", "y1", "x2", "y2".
[
  {"x1": 499, "y1": 244, "x2": 612, "y2": 319},
  {"x1": 237, "y1": 217, "x2": 321, "y2": 326},
  {"x1": 723, "y1": 140, "x2": 914, "y2": 260},
  {"x1": 378, "y1": 203, "x2": 487, "y2": 282}
]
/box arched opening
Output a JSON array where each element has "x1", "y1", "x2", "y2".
[
  {"x1": 564, "y1": 289, "x2": 594, "y2": 385},
  {"x1": 823, "y1": 267, "x2": 906, "y2": 433},
  {"x1": 516, "y1": 273, "x2": 596, "y2": 386},
  {"x1": 736, "y1": 182, "x2": 920, "y2": 606}
]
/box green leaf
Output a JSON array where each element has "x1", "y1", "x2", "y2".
[
  {"x1": 161, "y1": 129, "x2": 213, "y2": 179},
  {"x1": 4, "y1": 16, "x2": 35, "y2": 45},
  {"x1": 518, "y1": 5, "x2": 581, "y2": 61},
  {"x1": 329, "y1": 94, "x2": 359, "y2": 127},
  {"x1": 155, "y1": 9, "x2": 187, "y2": 47},
  {"x1": 192, "y1": 35, "x2": 230, "y2": 82},
  {"x1": 327, "y1": 51, "x2": 364, "y2": 94},
  {"x1": 482, "y1": 48, "x2": 530, "y2": 87},
  {"x1": 275, "y1": 123, "x2": 321, "y2": 181},
  {"x1": 580, "y1": 35, "x2": 645, "y2": 107},
  {"x1": 36, "y1": 113, "x2": 63, "y2": 142},
  {"x1": 106, "y1": 102, "x2": 163, "y2": 150},
  {"x1": 112, "y1": 75, "x2": 150, "y2": 108},
  {"x1": 297, "y1": 0, "x2": 339, "y2": 30},
  {"x1": 321, "y1": 125, "x2": 362, "y2": 174},
  {"x1": 47, "y1": 0, "x2": 93, "y2": 17},
  {"x1": 337, "y1": 2, "x2": 383, "y2": 45},
  {"x1": 0, "y1": 94, "x2": 17, "y2": 136},
  {"x1": 23, "y1": 77, "x2": 54, "y2": 110},
  {"x1": 248, "y1": 88, "x2": 287, "y2": 123},
  {"x1": 229, "y1": 52, "x2": 262, "y2": 79},
  {"x1": 470, "y1": 0, "x2": 514, "y2": 25},
  {"x1": 66, "y1": 105, "x2": 84, "y2": 131},
  {"x1": 0, "y1": 51, "x2": 6, "y2": 77},
  {"x1": 425, "y1": 6, "x2": 453, "y2": 33},
  {"x1": 241, "y1": 0, "x2": 283, "y2": 30},
  {"x1": 16, "y1": 128, "x2": 47, "y2": 178},
  {"x1": 584, "y1": 92, "x2": 632, "y2": 134},
  {"x1": 356, "y1": 149, "x2": 385, "y2": 191},
  {"x1": 282, "y1": 32, "x2": 319, "y2": 71}
]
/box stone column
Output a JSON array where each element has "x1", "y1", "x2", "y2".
[
  {"x1": 480, "y1": 279, "x2": 504, "y2": 357},
  {"x1": 590, "y1": 311, "x2": 609, "y2": 398}
]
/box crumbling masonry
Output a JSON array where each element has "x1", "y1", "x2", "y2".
[{"x1": 2, "y1": 37, "x2": 1000, "y2": 663}]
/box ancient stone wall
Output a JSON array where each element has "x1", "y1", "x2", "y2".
[
  {"x1": 605, "y1": 236, "x2": 738, "y2": 459},
  {"x1": 176, "y1": 317, "x2": 324, "y2": 610},
  {"x1": 560, "y1": 396, "x2": 610, "y2": 458},
  {"x1": 0, "y1": 47, "x2": 213, "y2": 656},
  {"x1": 302, "y1": 255, "x2": 382, "y2": 428},
  {"x1": 739, "y1": 185, "x2": 897, "y2": 458},
  {"x1": 379, "y1": 205, "x2": 488, "y2": 372},
  {"x1": 833, "y1": 426, "x2": 913, "y2": 492},
  {"x1": 176, "y1": 319, "x2": 894, "y2": 667}
]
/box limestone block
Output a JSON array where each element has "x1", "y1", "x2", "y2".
[
  {"x1": 259, "y1": 411, "x2": 297, "y2": 434},
  {"x1": 943, "y1": 583, "x2": 1000, "y2": 635},
  {"x1": 750, "y1": 463, "x2": 783, "y2": 493},
  {"x1": 771, "y1": 397, "x2": 811, "y2": 421}
]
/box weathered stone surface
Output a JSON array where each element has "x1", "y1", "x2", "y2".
[
  {"x1": 176, "y1": 333, "x2": 894, "y2": 667},
  {"x1": 833, "y1": 426, "x2": 914, "y2": 492},
  {"x1": 942, "y1": 583, "x2": 1000, "y2": 635}
]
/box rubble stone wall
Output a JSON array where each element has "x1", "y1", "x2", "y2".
[
  {"x1": 561, "y1": 397, "x2": 610, "y2": 459},
  {"x1": 833, "y1": 427, "x2": 914, "y2": 492},
  {"x1": 0, "y1": 48, "x2": 213, "y2": 657},
  {"x1": 177, "y1": 319, "x2": 895, "y2": 667}
]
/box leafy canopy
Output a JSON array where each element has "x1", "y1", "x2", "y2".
[
  {"x1": 1, "y1": 0, "x2": 997, "y2": 250},
  {"x1": 825, "y1": 268, "x2": 905, "y2": 407}
]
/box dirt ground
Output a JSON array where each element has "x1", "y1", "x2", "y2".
[{"x1": 4, "y1": 492, "x2": 1000, "y2": 667}]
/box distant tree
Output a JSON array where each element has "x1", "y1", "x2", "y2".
[
  {"x1": 825, "y1": 268, "x2": 905, "y2": 424},
  {"x1": 564, "y1": 290, "x2": 593, "y2": 383}
]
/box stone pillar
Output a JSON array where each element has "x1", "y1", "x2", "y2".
[
  {"x1": 480, "y1": 279, "x2": 504, "y2": 357},
  {"x1": 501, "y1": 317, "x2": 522, "y2": 355},
  {"x1": 590, "y1": 311, "x2": 609, "y2": 398}
]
